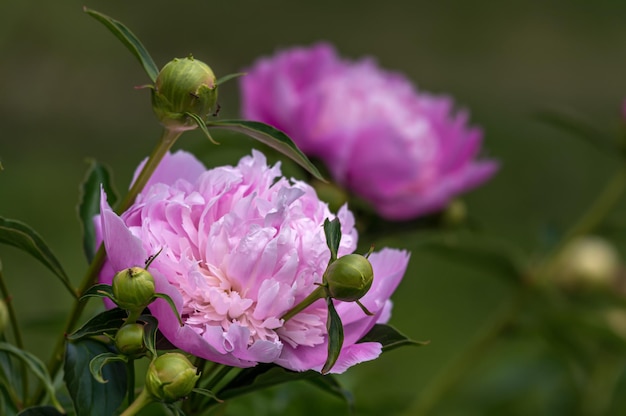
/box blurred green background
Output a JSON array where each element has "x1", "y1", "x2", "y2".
[{"x1": 2, "y1": 1, "x2": 626, "y2": 415}]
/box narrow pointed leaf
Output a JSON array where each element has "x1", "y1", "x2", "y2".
[
  {"x1": 323, "y1": 218, "x2": 342, "y2": 263},
  {"x1": 358, "y1": 324, "x2": 429, "y2": 352},
  {"x1": 321, "y1": 298, "x2": 343, "y2": 374},
  {"x1": 64, "y1": 339, "x2": 127, "y2": 416},
  {"x1": 206, "y1": 120, "x2": 324, "y2": 181},
  {"x1": 154, "y1": 292, "x2": 183, "y2": 326},
  {"x1": 215, "y1": 72, "x2": 246, "y2": 86},
  {"x1": 79, "y1": 283, "x2": 115, "y2": 302},
  {"x1": 0, "y1": 217, "x2": 75, "y2": 298},
  {"x1": 0, "y1": 343, "x2": 63, "y2": 413},
  {"x1": 78, "y1": 159, "x2": 117, "y2": 263},
  {"x1": 89, "y1": 352, "x2": 128, "y2": 383},
  {"x1": 67, "y1": 308, "x2": 127, "y2": 341},
  {"x1": 139, "y1": 315, "x2": 159, "y2": 357},
  {"x1": 84, "y1": 8, "x2": 159, "y2": 83},
  {"x1": 185, "y1": 112, "x2": 219, "y2": 144}
]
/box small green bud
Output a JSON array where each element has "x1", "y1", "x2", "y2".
[
  {"x1": 325, "y1": 254, "x2": 374, "y2": 302},
  {"x1": 112, "y1": 267, "x2": 156, "y2": 312},
  {"x1": 115, "y1": 323, "x2": 146, "y2": 357},
  {"x1": 145, "y1": 353, "x2": 199, "y2": 403},
  {"x1": 151, "y1": 56, "x2": 218, "y2": 131}
]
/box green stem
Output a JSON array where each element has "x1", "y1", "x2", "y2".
[
  {"x1": 121, "y1": 388, "x2": 153, "y2": 416},
  {"x1": 127, "y1": 359, "x2": 136, "y2": 405},
  {"x1": 539, "y1": 164, "x2": 626, "y2": 278},
  {"x1": 38, "y1": 128, "x2": 183, "y2": 403},
  {"x1": 115, "y1": 128, "x2": 182, "y2": 215},
  {"x1": 404, "y1": 294, "x2": 522, "y2": 416},
  {"x1": 0, "y1": 263, "x2": 28, "y2": 404},
  {"x1": 281, "y1": 285, "x2": 327, "y2": 322}
]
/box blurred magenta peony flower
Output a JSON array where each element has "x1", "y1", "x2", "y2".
[
  {"x1": 240, "y1": 43, "x2": 499, "y2": 220},
  {"x1": 96, "y1": 150, "x2": 409, "y2": 373}
]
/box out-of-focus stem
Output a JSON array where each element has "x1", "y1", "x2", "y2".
[{"x1": 120, "y1": 388, "x2": 153, "y2": 416}]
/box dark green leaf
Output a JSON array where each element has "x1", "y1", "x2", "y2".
[
  {"x1": 0, "y1": 343, "x2": 63, "y2": 412},
  {"x1": 89, "y1": 352, "x2": 128, "y2": 384},
  {"x1": 323, "y1": 218, "x2": 342, "y2": 264},
  {"x1": 0, "y1": 217, "x2": 75, "y2": 298},
  {"x1": 219, "y1": 364, "x2": 321, "y2": 399},
  {"x1": 17, "y1": 406, "x2": 64, "y2": 416},
  {"x1": 535, "y1": 109, "x2": 618, "y2": 156},
  {"x1": 322, "y1": 298, "x2": 343, "y2": 374},
  {"x1": 67, "y1": 308, "x2": 127, "y2": 341},
  {"x1": 206, "y1": 120, "x2": 324, "y2": 181},
  {"x1": 64, "y1": 339, "x2": 127, "y2": 416},
  {"x1": 77, "y1": 159, "x2": 117, "y2": 263},
  {"x1": 84, "y1": 8, "x2": 160, "y2": 83},
  {"x1": 358, "y1": 324, "x2": 428, "y2": 351},
  {"x1": 164, "y1": 403, "x2": 186, "y2": 416},
  {"x1": 78, "y1": 284, "x2": 115, "y2": 302}
]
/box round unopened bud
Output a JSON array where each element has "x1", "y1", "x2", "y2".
[
  {"x1": 555, "y1": 236, "x2": 620, "y2": 289},
  {"x1": 145, "y1": 353, "x2": 199, "y2": 403},
  {"x1": 112, "y1": 267, "x2": 156, "y2": 312},
  {"x1": 115, "y1": 323, "x2": 146, "y2": 357},
  {"x1": 325, "y1": 254, "x2": 374, "y2": 302},
  {"x1": 152, "y1": 56, "x2": 218, "y2": 131}
]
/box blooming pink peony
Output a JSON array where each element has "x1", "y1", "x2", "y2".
[
  {"x1": 240, "y1": 43, "x2": 499, "y2": 220},
  {"x1": 97, "y1": 150, "x2": 409, "y2": 373}
]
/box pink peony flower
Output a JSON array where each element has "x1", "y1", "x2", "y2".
[
  {"x1": 240, "y1": 43, "x2": 499, "y2": 220},
  {"x1": 97, "y1": 150, "x2": 409, "y2": 373}
]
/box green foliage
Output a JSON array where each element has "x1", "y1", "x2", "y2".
[
  {"x1": 64, "y1": 339, "x2": 127, "y2": 416},
  {"x1": 77, "y1": 159, "x2": 117, "y2": 263},
  {"x1": 206, "y1": 120, "x2": 325, "y2": 181},
  {"x1": 83, "y1": 7, "x2": 159, "y2": 83},
  {"x1": 0, "y1": 217, "x2": 74, "y2": 298}
]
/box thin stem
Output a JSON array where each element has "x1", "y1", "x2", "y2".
[
  {"x1": 281, "y1": 285, "x2": 326, "y2": 322},
  {"x1": 38, "y1": 128, "x2": 183, "y2": 403},
  {"x1": 405, "y1": 294, "x2": 522, "y2": 415},
  {"x1": 115, "y1": 128, "x2": 182, "y2": 215},
  {"x1": 127, "y1": 359, "x2": 136, "y2": 405},
  {"x1": 0, "y1": 264, "x2": 28, "y2": 407},
  {"x1": 120, "y1": 388, "x2": 153, "y2": 416}
]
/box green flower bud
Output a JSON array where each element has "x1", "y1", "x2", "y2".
[
  {"x1": 115, "y1": 323, "x2": 146, "y2": 357},
  {"x1": 145, "y1": 353, "x2": 199, "y2": 403},
  {"x1": 325, "y1": 254, "x2": 374, "y2": 302},
  {"x1": 112, "y1": 267, "x2": 156, "y2": 312},
  {"x1": 151, "y1": 56, "x2": 218, "y2": 131}
]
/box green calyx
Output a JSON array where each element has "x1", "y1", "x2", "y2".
[
  {"x1": 145, "y1": 353, "x2": 200, "y2": 403},
  {"x1": 151, "y1": 56, "x2": 218, "y2": 132},
  {"x1": 112, "y1": 266, "x2": 156, "y2": 313}
]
